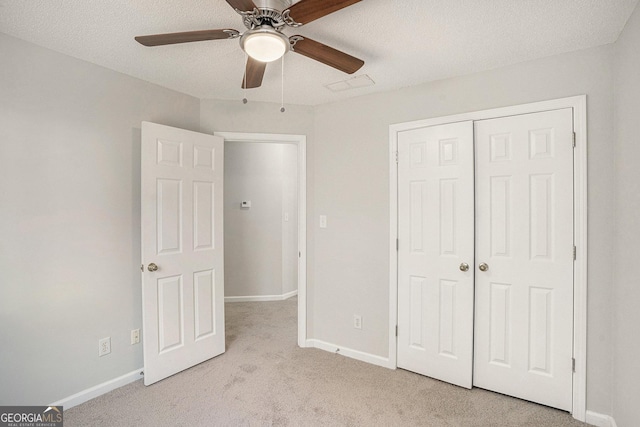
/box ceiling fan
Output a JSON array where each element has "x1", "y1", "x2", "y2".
[{"x1": 135, "y1": 0, "x2": 365, "y2": 89}]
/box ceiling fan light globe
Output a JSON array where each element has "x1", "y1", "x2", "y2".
[{"x1": 242, "y1": 31, "x2": 288, "y2": 63}]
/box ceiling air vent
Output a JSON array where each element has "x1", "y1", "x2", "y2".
[{"x1": 325, "y1": 74, "x2": 375, "y2": 92}]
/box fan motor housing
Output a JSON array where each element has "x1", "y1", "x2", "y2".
[
  {"x1": 255, "y1": 0, "x2": 292, "y2": 12},
  {"x1": 241, "y1": 0, "x2": 293, "y2": 30}
]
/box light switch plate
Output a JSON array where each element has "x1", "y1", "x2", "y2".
[{"x1": 319, "y1": 215, "x2": 327, "y2": 228}]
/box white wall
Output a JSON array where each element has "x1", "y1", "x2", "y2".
[
  {"x1": 311, "y1": 45, "x2": 615, "y2": 414},
  {"x1": 224, "y1": 142, "x2": 297, "y2": 298},
  {"x1": 0, "y1": 33, "x2": 200, "y2": 405},
  {"x1": 613, "y1": 2, "x2": 640, "y2": 425}
]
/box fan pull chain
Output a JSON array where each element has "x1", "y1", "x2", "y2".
[
  {"x1": 280, "y1": 55, "x2": 285, "y2": 113},
  {"x1": 242, "y1": 53, "x2": 248, "y2": 105}
]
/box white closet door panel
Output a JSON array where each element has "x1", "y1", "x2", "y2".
[
  {"x1": 473, "y1": 109, "x2": 574, "y2": 411},
  {"x1": 397, "y1": 121, "x2": 475, "y2": 388}
]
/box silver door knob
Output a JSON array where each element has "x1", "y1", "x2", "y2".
[
  {"x1": 147, "y1": 263, "x2": 159, "y2": 272},
  {"x1": 459, "y1": 263, "x2": 469, "y2": 272},
  {"x1": 478, "y1": 263, "x2": 489, "y2": 272}
]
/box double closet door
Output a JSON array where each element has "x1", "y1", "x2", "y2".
[{"x1": 397, "y1": 109, "x2": 574, "y2": 411}]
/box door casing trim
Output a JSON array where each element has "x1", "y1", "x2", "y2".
[
  {"x1": 388, "y1": 95, "x2": 587, "y2": 421},
  {"x1": 214, "y1": 131, "x2": 308, "y2": 348}
]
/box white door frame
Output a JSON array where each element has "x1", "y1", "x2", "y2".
[
  {"x1": 214, "y1": 131, "x2": 307, "y2": 348},
  {"x1": 388, "y1": 95, "x2": 588, "y2": 422}
]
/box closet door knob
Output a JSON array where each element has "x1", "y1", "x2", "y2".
[
  {"x1": 459, "y1": 263, "x2": 470, "y2": 272},
  {"x1": 479, "y1": 263, "x2": 489, "y2": 272},
  {"x1": 147, "y1": 263, "x2": 159, "y2": 272}
]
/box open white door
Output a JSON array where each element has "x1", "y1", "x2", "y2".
[
  {"x1": 397, "y1": 121, "x2": 475, "y2": 388},
  {"x1": 141, "y1": 122, "x2": 225, "y2": 386}
]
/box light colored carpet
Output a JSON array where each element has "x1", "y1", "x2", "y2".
[{"x1": 65, "y1": 298, "x2": 588, "y2": 426}]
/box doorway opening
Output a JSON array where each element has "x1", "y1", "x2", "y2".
[{"x1": 215, "y1": 132, "x2": 307, "y2": 347}]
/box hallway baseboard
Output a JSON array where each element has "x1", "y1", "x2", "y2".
[{"x1": 225, "y1": 290, "x2": 297, "y2": 303}]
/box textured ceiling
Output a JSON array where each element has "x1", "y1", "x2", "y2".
[{"x1": 0, "y1": 0, "x2": 638, "y2": 105}]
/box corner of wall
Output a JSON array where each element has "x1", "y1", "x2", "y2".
[{"x1": 610, "y1": 1, "x2": 640, "y2": 425}]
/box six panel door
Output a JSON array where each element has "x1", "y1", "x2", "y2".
[
  {"x1": 396, "y1": 108, "x2": 575, "y2": 411},
  {"x1": 141, "y1": 122, "x2": 225, "y2": 386},
  {"x1": 473, "y1": 109, "x2": 574, "y2": 411},
  {"x1": 397, "y1": 121, "x2": 475, "y2": 388}
]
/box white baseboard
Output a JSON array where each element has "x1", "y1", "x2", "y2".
[
  {"x1": 225, "y1": 290, "x2": 297, "y2": 303},
  {"x1": 306, "y1": 339, "x2": 394, "y2": 369},
  {"x1": 51, "y1": 368, "x2": 143, "y2": 410},
  {"x1": 585, "y1": 410, "x2": 617, "y2": 427}
]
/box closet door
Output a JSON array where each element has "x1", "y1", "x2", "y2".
[
  {"x1": 397, "y1": 121, "x2": 475, "y2": 388},
  {"x1": 473, "y1": 109, "x2": 574, "y2": 411}
]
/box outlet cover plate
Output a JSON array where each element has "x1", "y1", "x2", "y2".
[
  {"x1": 354, "y1": 315, "x2": 362, "y2": 329},
  {"x1": 99, "y1": 337, "x2": 111, "y2": 357}
]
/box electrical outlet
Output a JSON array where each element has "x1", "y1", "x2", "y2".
[
  {"x1": 131, "y1": 329, "x2": 140, "y2": 345},
  {"x1": 354, "y1": 315, "x2": 362, "y2": 329},
  {"x1": 319, "y1": 215, "x2": 327, "y2": 228},
  {"x1": 98, "y1": 337, "x2": 111, "y2": 357}
]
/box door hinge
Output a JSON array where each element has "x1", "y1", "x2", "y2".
[
  {"x1": 395, "y1": 325, "x2": 398, "y2": 337},
  {"x1": 573, "y1": 245, "x2": 577, "y2": 261},
  {"x1": 396, "y1": 238, "x2": 399, "y2": 251},
  {"x1": 299, "y1": 251, "x2": 301, "y2": 258},
  {"x1": 572, "y1": 132, "x2": 576, "y2": 148},
  {"x1": 572, "y1": 358, "x2": 576, "y2": 372},
  {"x1": 141, "y1": 264, "x2": 144, "y2": 272},
  {"x1": 395, "y1": 151, "x2": 399, "y2": 163}
]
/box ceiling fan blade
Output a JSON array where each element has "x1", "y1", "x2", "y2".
[
  {"x1": 242, "y1": 56, "x2": 267, "y2": 89},
  {"x1": 225, "y1": 0, "x2": 257, "y2": 13},
  {"x1": 284, "y1": 0, "x2": 361, "y2": 25},
  {"x1": 135, "y1": 29, "x2": 240, "y2": 46},
  {"x1": 290, "y1": 36, "x2": 364, "y2": 74}
]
